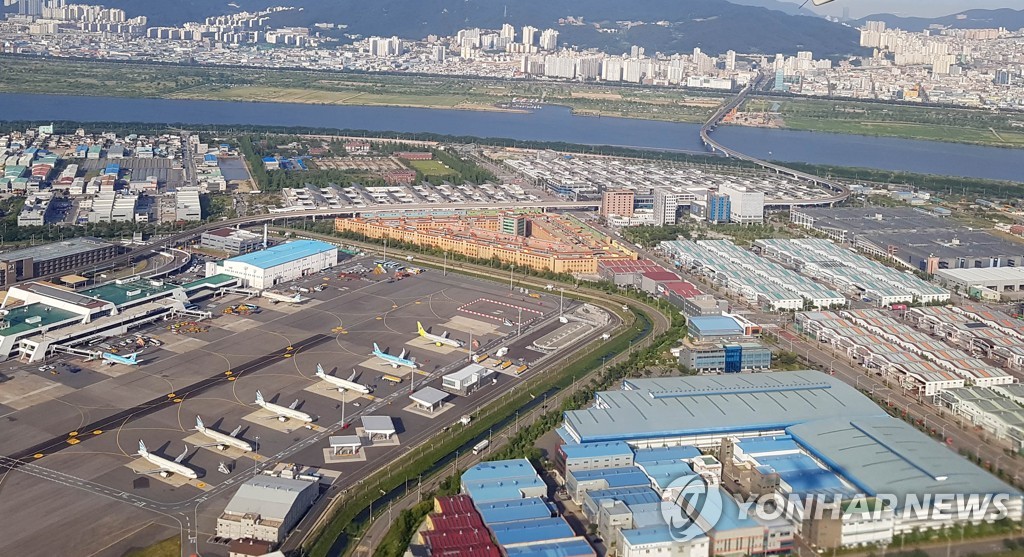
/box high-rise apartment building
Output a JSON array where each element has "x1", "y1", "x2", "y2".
[
  {"x1": 539, "y1": 28, "x2": 558, "y2": 51},
  {"x1": 522, "y1": 25, "x2": 538, "y2": 46},
  {"x1": 500, "y1": 23, "x2": 515, "y2": 42}
]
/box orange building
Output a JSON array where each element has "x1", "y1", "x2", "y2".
[
  {"x1": 600, "y1": 190, "x2": 635, "y2": 219},
  {"x1": 336, "y1": 212, "x2": 636, "y2": 275}
]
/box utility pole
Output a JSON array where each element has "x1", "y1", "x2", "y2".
[{"x1": 509, "y1": 264, "x2": 515, "y2": 291}]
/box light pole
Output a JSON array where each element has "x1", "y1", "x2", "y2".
[
  {"x1": 253, "y1": 436, "x2": 260, "y2": 477},
  {"x1": 509, "y1": 265, "x2": 515, "y2": 291}
]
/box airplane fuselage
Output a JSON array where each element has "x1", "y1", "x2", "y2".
[
  {"x1": 257, "y1": 401, "x2": 314, "y2": 423},
  {"x1": 373, "y1": 350, "x2": 417, "y2": 369},
  {"x1": 197, "y1": 425, "x2": 254, "y2": 452},
  {"x1": 139, "y1": 452, "x2": 198, "y2": 479},
  {"x1": 420, "y1": 331, "x2": 463, "y2": 348},
  {"x1": 318, "y1": 373, "x2": 372, "y2": 394}
]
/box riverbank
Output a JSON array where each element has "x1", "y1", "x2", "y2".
[
  {"x1": 4, "y1": 55, "x2": 1022, "y2": 148},
  {"x1": 743, "y1": 96, "x2": 1024, "y2": 149}
]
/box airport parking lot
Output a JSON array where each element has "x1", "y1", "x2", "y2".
[{"x1": 0, "y1": 257, "x2": 597, "y2": 557}]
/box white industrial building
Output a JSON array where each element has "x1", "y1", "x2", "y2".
[
  {"x1": 216, "y1": 469, "x2": 320, "y2": 544},
  {"x1": 935, "y1": 267, "x2": 1024, "y2": 299},
  {"x1": 212, "y1": 240, "x2": 338, "y2": 290},
  {"x1": 719, "y1": 184, "x2": 764, "y2": 225},
  {"x1": 176, "y1": 189, "x2": 202, "y2": 221},
  {"x1": 441, "y1": 363, "x2": 494, "y2": 395}
]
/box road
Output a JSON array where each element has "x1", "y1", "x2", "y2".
[{"x1": 699, "y1": 76, "x2": 849, "y2": 207}]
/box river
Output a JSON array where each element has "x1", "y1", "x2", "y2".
[{"x1": 0, "y1": 92, "x2": 1019, "y2": 182}]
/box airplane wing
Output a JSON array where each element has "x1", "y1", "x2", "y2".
[
  {"x1": 347, "y1": 369, "x2": 357, "y2": 382},
  {"x1": 442, "y1": 331, "x2": 450, "y2": 338},
  {"x1": 399, "y1": 349, "x2": 407, "y2": 359},
  {"x1": 230, "y1": 425, "x2": 242, "y2": 437},
  {"x1": 135, "y1": 466, "x2": 174, "y2": 475},
  {"x1": 289, "y1": 399, "x2": 300, "y2": 410},
  {"x1": 174, "y1": 446, "x2": 189, "y2": 463}
]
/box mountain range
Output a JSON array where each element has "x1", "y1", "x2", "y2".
[
  {"x1": 854, "y1": 8, "x2": 1024, "y2": 32},
  {"x1": 4, "y1": 0, "x2": 864, "y2": 57}
]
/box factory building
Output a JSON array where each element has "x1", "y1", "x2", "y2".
[
  {"x1": 789, "y1": 208, "x2": 1024, "y2": 272},
  {"x1": 560, "y1": 372, "x2": 1022, "y2": 545},
  {"x1": 214, "y1": 240, "x2": 338, "y2": 290},
  {"x1": 934, "y1": 267, "x2": 1024, "y2": 300}
]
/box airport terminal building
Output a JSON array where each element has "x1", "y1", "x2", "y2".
[{"x1": 0, "y1": 274, "x2": 239, "y2": 362}]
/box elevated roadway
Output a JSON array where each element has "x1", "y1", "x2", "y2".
[{"x1": 700, "y1": 79, "x2": 850, "y2": 207}]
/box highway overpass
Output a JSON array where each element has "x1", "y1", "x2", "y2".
[{"x1": 700, "y1": 79, "x2": 850, "y2": 207}]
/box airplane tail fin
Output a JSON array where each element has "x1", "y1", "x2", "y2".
[
  {"x1": 316, "y1": 363, "x2": 326, "y2": 378},
  {"x1": 373, "y1": 342, "x2": 381, "y2": 353},
  {"x1": 255, "y1": 390, "x2": 265, "y2": 405},
  {"x1": 126, "y1": 352, "x2": 138, "y2": 363},
  {"x1": 195, "y1": 416, "x2": 204, "y2": 430},
  {"x1": 417, "y1": 322, "x2": 426, "y2": 335},
  {"x1": 138, "y1": 440, "x2": 148, "y2": 456}
]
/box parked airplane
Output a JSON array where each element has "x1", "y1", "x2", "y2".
[
  {"x1": 416, "y1": 322, "x2": 464, "y2": 348},
  {"x1": 261, "y1": 291, "x2": 304, "y2": 304},
  {"x1": 194, "y1": 416, "x2": 253, "y2": 452},
  {"x1": 101, "y1": 352, "x2": 141, "y2": 366},
  {"x1": 135, "y1": 440, "x2": 198, "y2": 479},
  {"x1": 315, "y1": 364, "x2": 372, "y2": 394},
  {"x1": 372, "y1": 343, "x2": 418, "y2": 369},
  {"x1": 255, "y1": 390, "x2": 314, "y2": 423}
]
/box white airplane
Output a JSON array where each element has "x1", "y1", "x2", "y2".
[
  {"x1": 135, "y1": 440, "x2": 198, "y2": 479},
  {"x1": 255, "y1": 390, "x2": 314, "y2": 423},
  {"x1": 417, "y1": 321, "x2": 464, "y2": 348},
  {"x1": 194, "y1": 416, "x2": 253, "y2": 452},
  {"x1": 262, "y1": 291, "x2": 304, "y2": 304},
  {"x1": 315, "y1": 364, "x2": 372, "y2": 395},
  {"x1": 101, "y1": 352, "x2": 141, "y2": 366},
  {"x1": 372, "y1": 343, "x2": 418, "y2": 369}
]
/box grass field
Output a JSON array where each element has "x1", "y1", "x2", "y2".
[
  {"x1": 121, "y1": 537, "x2": 179, "y2": 557},
  {"x1": 408, "y1": 159, "x2": 455, "y2": 175},
  {"x1": 181, "y1": 85, "x2": 473, "y2": 109},
  {"x1": 783, "y1": 116, "x2": 1024, "y2": 147},
  {"x1": 743, "y1": 96, "x2": 1024, "y2": 149}
]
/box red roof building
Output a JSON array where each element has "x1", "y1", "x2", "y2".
[
  {"x1": 434, "y1": 495, "x2": 477, "y2": 515},
  {"x1": 663, "y1": 280, "x2": 702, "y2": 299},
  {"x1": 422, "y1": 528, "x2": 493, "y2": 552}
]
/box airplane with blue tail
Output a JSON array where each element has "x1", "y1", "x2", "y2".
[{"x1": 372, "y1": 343, "x2": 418, "y2": 369}]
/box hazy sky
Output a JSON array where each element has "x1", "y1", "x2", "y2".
[{"x1": 794, "y1": 0, "x2": 1024, "y2": 18}]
